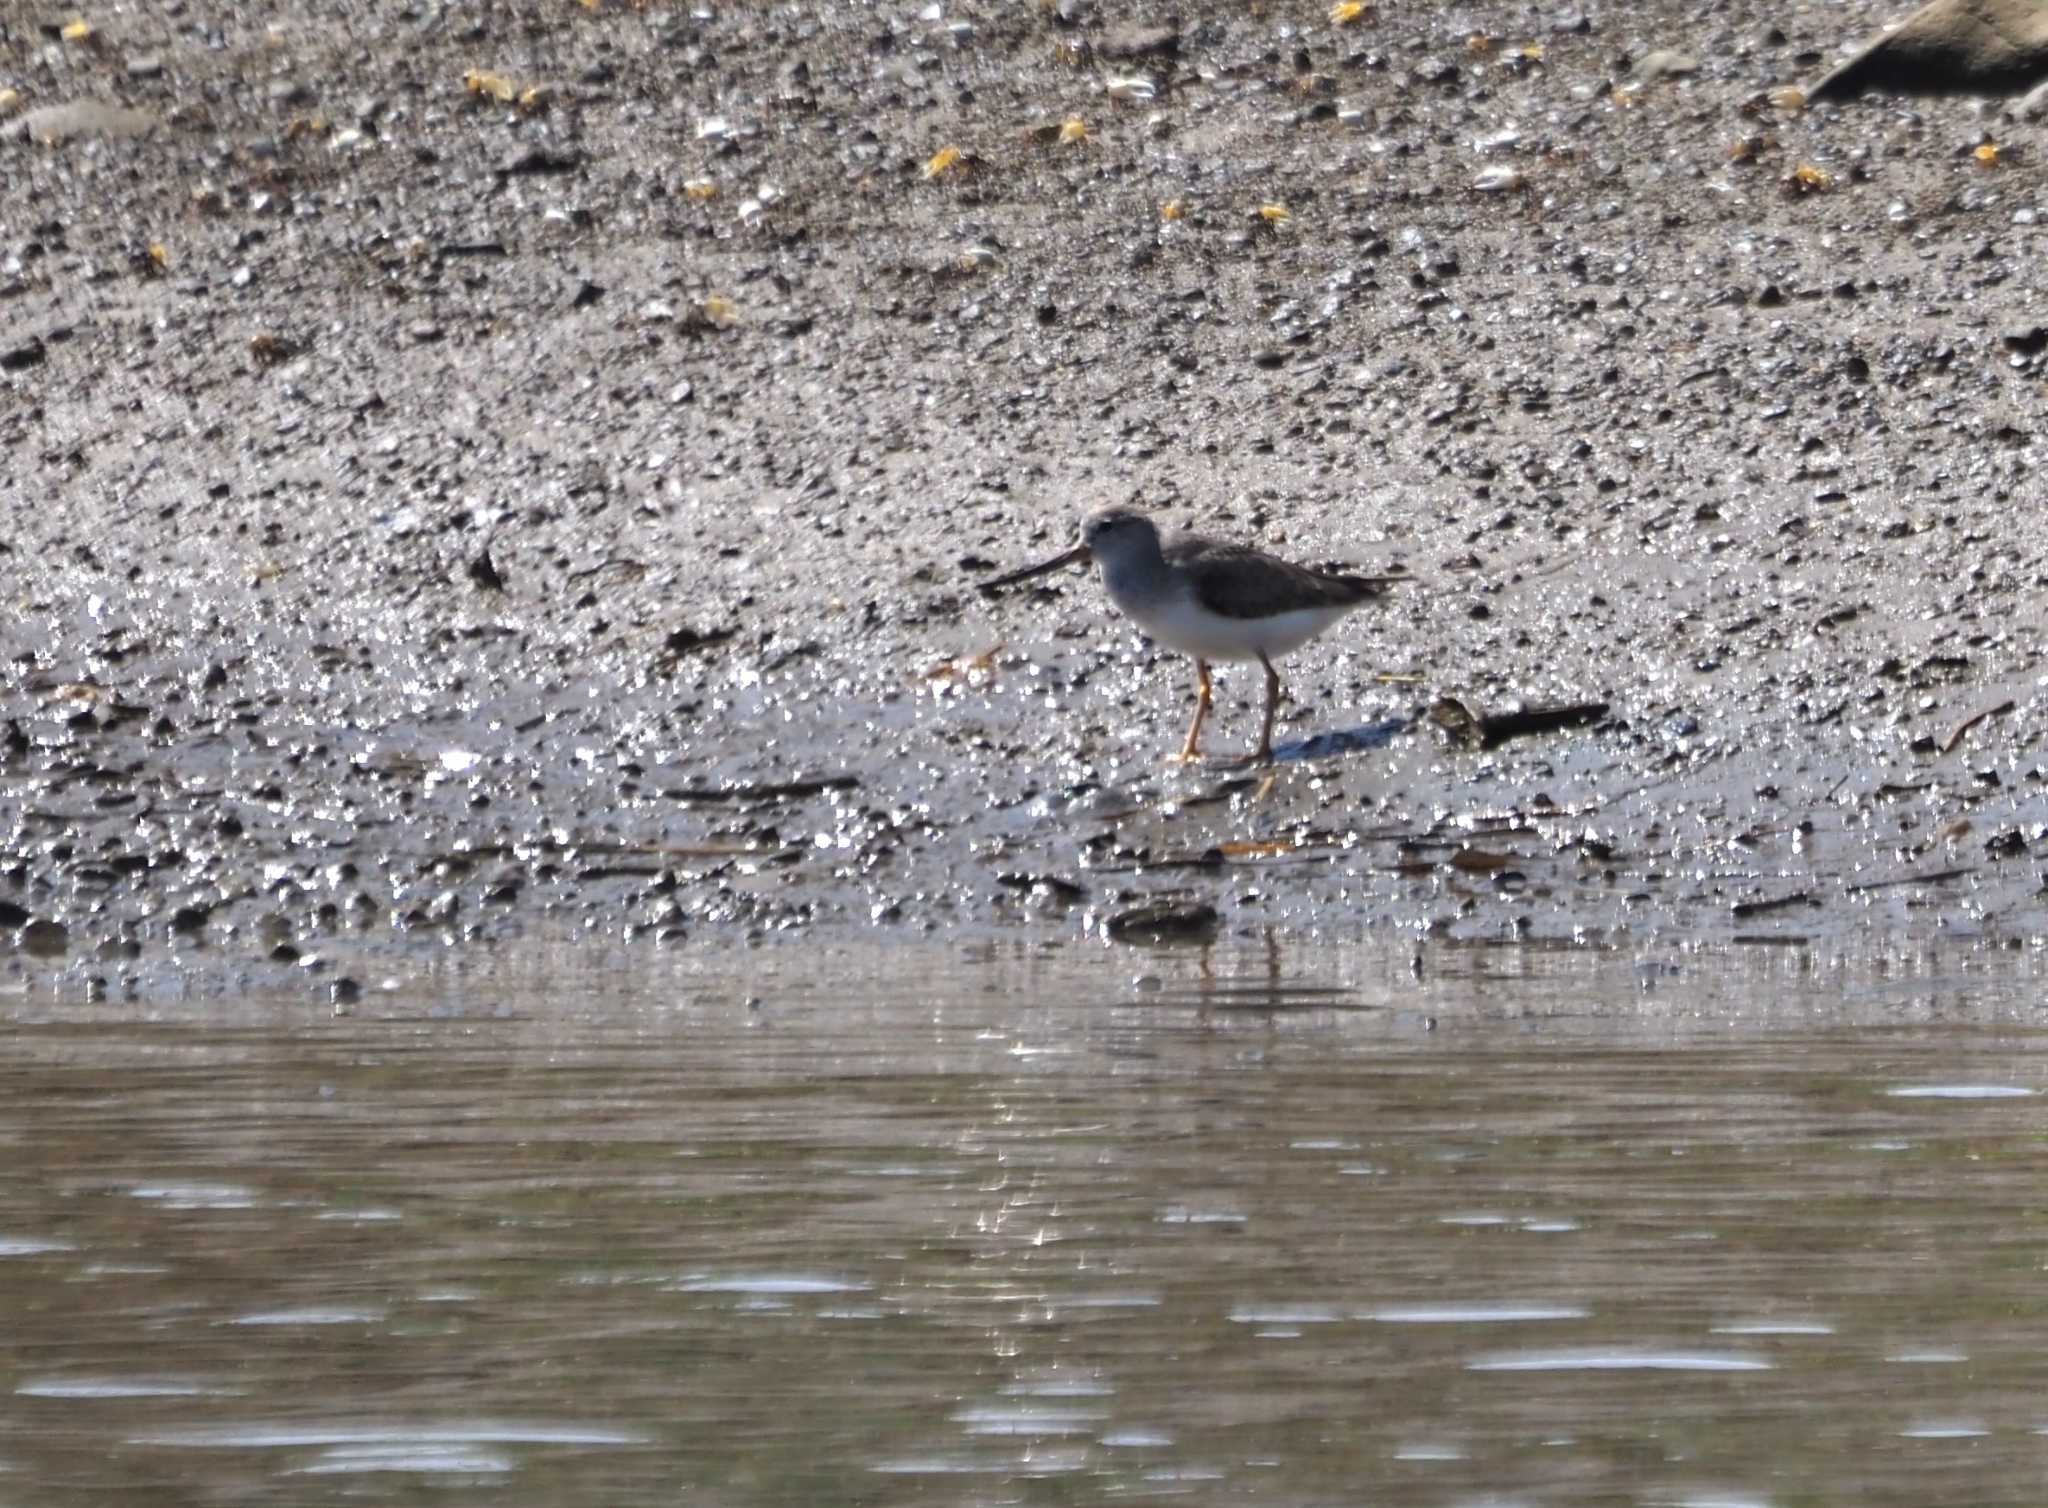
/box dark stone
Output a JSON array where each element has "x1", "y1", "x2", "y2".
[
  {"x1": 1811, "y1": 0, "x2": 2048, "y2": 98},
  {"x1": 1106, "y1": 901, "x2": 1219, "y2": 942}
]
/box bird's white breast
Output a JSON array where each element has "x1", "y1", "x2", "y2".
[{"x1": 1109, "y1": 579, "x2": 1352, "y2": 662}]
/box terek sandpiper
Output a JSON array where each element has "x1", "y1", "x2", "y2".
[{"x1": 980, "y1": 506, "x2": 1402, "y2": 764}]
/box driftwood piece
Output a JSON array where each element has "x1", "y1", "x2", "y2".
[{"x1": 1427, "y1": 696, "x2": 1610, "y2": 750}]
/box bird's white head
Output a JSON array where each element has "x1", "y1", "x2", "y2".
[
  {"x1": 1079, "y1": 507, "x2": 1163, "y2": 570},
  {"x1": 978, "y1": 505, "x2": 1164, "y2": 595}
]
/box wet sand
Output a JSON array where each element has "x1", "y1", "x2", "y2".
[{"x1": 4, "y1": 0, "x2": 2048, "y2": 993}]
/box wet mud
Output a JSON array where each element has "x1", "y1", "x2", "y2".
[{"x1": 4, "y1": 0, "x2": 2048, "y2": 993}]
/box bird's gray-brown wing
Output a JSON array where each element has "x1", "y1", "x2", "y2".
[{"x1": 1164, "y1": 535, "x2": 1401, "y2": 621}]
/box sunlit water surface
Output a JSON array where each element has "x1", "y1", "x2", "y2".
[{"x1": 5, "y1": 939, "x2": 2048, "y2": 1505}]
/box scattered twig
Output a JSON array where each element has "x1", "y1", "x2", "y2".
[
  {"x1": 1941, "y1": 699, "x2": 2015, "y2": 755},
  {"x1": 1730, "y1": 891, "x2": 1815, "y2": 918},
  {"x1": 1844, "y1": 867, "x2": 1973, "y2": 894},
  {"x1": 664, "y1": 776, "x2": 859, "y2": 803}
]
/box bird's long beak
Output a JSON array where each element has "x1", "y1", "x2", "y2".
[{"x1": 977, "y1": 544, "x2": 1090, "y2": 595}]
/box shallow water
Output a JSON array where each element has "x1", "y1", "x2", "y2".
[{"x1": 5, "y1": 940, "x2": 2048, "y2": 1505}]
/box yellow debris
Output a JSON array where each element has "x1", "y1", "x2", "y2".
[
  {"x1": 147, "y1": 242, "x2": 168, "y2": 268},
  {"x1": 682, "y1": 177, "x2": 718, "y2": 200},
  {"x1": 60, "y1": 18, "x2": 95, "y2": 43},
  {"x1": 463, "y1": 69, "x2": 518, "y2": 103},
  {"x1": 1767, "y1": 85, "x2": 1806, "y2": 113},
  {"x1": 1329, "y1": 1, "x2": 1368, "y2": 24},
  {"x1": 1058, "y1": 116, "x2": 1088, "y2": 144},
  {"x1": 1974, "y1": 141, "x2": 2000, "y2": 167},
  {"x1": 1257, "y1": 202, "x2": 1291, "y2": 222},
  {"x1": 1160, "y1": 198, "x2": 1185, "y2": 220},
  {"x1": 0, "y1": 88, "x2": 21, "y2": 117},
  {"x1": 923, "y1": 643, "x2": 1004, "y2": 682},
  {"x1": 702, "y1": 293, "x2": 738, "y2": 325},
  {"x1": 922, "y1": 144, "x2": 966, "y2": 179},
  {"x1": 1785, "y1": 161, "x2": 1831, "y2": 193},
  {"x1": 1465, "y1": 33, "x2": 1495, "y2": 55},
  {"x1": 1218, "y1": 837, "x2": 1298, "y2": 857}
]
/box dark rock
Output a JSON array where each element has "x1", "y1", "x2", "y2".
[
  {"x1": 467, "y1": 546, "x2": 506, "y2": 591},
  {"x1": 1106, "y1": 900, "x2": 1220, "y2": 942},
  {"x1": 1811, "y1": 0, "x2": 2048, "y2": 98},
  {"x1": 20, "y1": 920, "x2": 68, "y2": 957},
  {"x1": 500, "y1": 147, "x2": 580, "y2": 176}
]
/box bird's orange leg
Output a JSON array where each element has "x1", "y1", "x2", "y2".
[{"x1": 1167, "y1": 658, "x2": 1213, "y2": 764}]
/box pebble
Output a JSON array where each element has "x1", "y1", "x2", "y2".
[
  {"x1": 10, "y1": 100, "x2": 158, "y2": 143},
  {"x1": 1634, "y1": 49, "x2": 1699, "y2": 80}
]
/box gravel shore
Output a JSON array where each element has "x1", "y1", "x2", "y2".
[{"x1": 5, "y1": 0, "x2": 2047, "y2": 995}]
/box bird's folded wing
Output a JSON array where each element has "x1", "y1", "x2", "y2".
[{"x1": 1166, "y1": 538, "x2": 1394, "y2": 620}]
